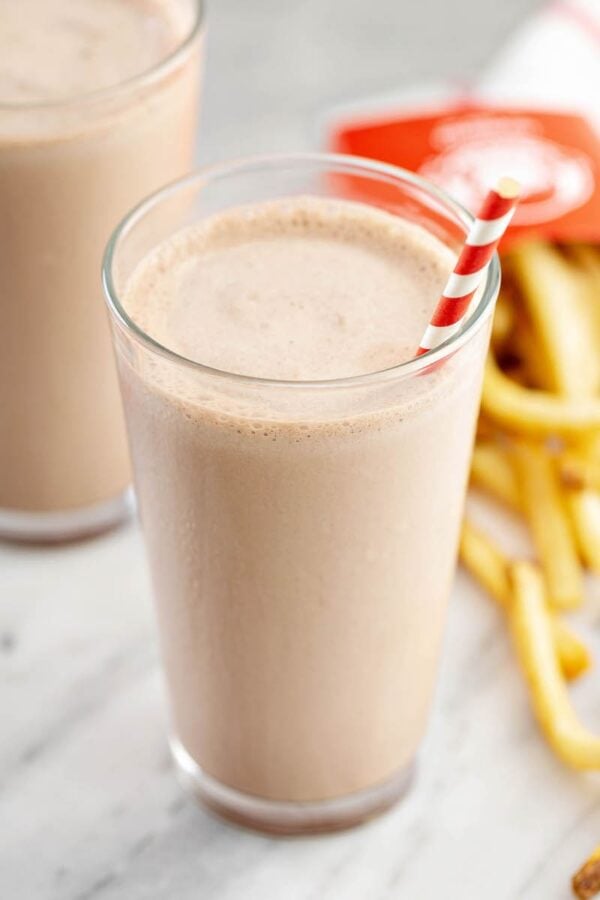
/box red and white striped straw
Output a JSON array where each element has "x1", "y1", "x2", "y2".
[{"x1": 416, "y1": 177, "x2": 520, "y2": 356}]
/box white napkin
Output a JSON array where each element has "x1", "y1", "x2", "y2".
[{"x1": 477, "y1": 0, "x2": 600, "y2": 132}]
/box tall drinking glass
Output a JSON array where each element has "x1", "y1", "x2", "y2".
[
  {"x1": 0, "y1": 0, "x2": 203, "y2": 541},
  {"x1": 104, "y1": 155, "x2": 499, "y2": 833}
]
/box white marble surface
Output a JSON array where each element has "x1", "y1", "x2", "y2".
[
  {"x1": 6, "y1": 0, "x2": 600, "y2": 897},
  {"x1": 3, "y1": 512, "x2": 600, "y2": 899}
]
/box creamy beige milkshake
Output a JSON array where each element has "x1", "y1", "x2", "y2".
[
  {"x1": 0, "y1": 0, "x2": 202, "y2": 540},
  {"x1": 106, "y1": 158, "x2": 496, "y2": 833}
]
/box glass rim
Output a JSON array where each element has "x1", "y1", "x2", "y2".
[
  {"x1": 102, "y1": 152, "x2": 501, "y2": 391},
  {"x1": 0, "y1": 0, "x2": 204, "y2": 112}
]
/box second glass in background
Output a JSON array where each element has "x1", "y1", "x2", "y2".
[{"x1": 0, "y1": 0, "x2": 204, "y2": 541}]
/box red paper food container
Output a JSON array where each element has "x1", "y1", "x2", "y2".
[{"x1": 328, "y1": 102, "x2": 600, "y2": 249}]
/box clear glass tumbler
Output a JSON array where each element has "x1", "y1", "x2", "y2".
[
  {"x1": 0, "y1": 0, "x2": 203, "y2": 542},
  {"x1": 104, "y1": 154, "x2": 499, "y2": 833}
]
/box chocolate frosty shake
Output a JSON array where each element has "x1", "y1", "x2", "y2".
[
  {"x1": 0, "y1": 0, "x2": 202, "y2": 540},
  {"x1": 105, "y1": 158, "x2": 497, "y2": 832}
]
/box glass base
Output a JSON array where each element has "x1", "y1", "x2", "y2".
[
  {"x1": 0, "y1": 488, "x2": 134, "y2": 544},
  {"x1": 171, "y1": 736, "x2": 416, "y2": 835}
]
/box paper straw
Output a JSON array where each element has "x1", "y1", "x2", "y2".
[{"x1": 417, "y1": 177, "x2": 520, "y2": 356}]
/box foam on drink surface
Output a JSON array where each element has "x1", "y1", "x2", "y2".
[
  {"x1": 124, "y1": 196, "x2": 456, "y2": 382},
  {"x1": 0, "y1": 0, "x2": 187, "y2": 104}
]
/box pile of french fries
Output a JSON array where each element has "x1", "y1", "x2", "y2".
[{"x1": 460, "y1": 240, "x2": 600, "y2": 774}]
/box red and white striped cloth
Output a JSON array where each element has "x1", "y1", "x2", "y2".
[{"x1": 417, "y1": 179, "x2": 520, "y2": 356}]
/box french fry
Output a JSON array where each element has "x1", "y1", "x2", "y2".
[
  {"x1": 512, "y1": 441, "x2": 583, "y2": 610},
  {"x1": 573, "y1": 247, "x2": 600, "y2": 376},
  {"x1": 580, "y1": 432, "x2": 600, "y2": 463},
  {"x1": 492, "y1": 290, "x2": 515, "y2": 350},
  {"x1": 556, "y1": 614, "x2": 593, "y2": 683},
  {"x1": 570, "y1": 243, "x2": 600, "y2": 288},
  {"x1": 566, "y1": 489, "x2": 600, "y2": 575},
  {"x1": 560, "y1": 451, "x2": 600, "y2": 492},
  {"x1": 573, "y1": 845, "x2": 600, "y2": 899},
  {"x1": 475, "y1": 415, "x2": 497, "y2": 442},
  {"x1": 510, "y1": 242, "x2": 600, "y2": 397},
  {"x1": 470, "y1": 442, "x2": 521, "y2": 510},
  {"x1": 511, "y1": 308, "x2": 554, "y2": 391},
  {"x1": 508, "y1": 561, "x2": 600, "y2": 769},
  {"x1": 460, "y1": 519, "x2": 510, "y2": 607},
  {"x1": 460, "y1": 521, "x2": 590, "y2": 680},
  {"x1": 570, "y1": 243, "x2": 600, "y2": 352},
  {"x1": 482, "y1": 354, "x2": 600, "y2": 438}
]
